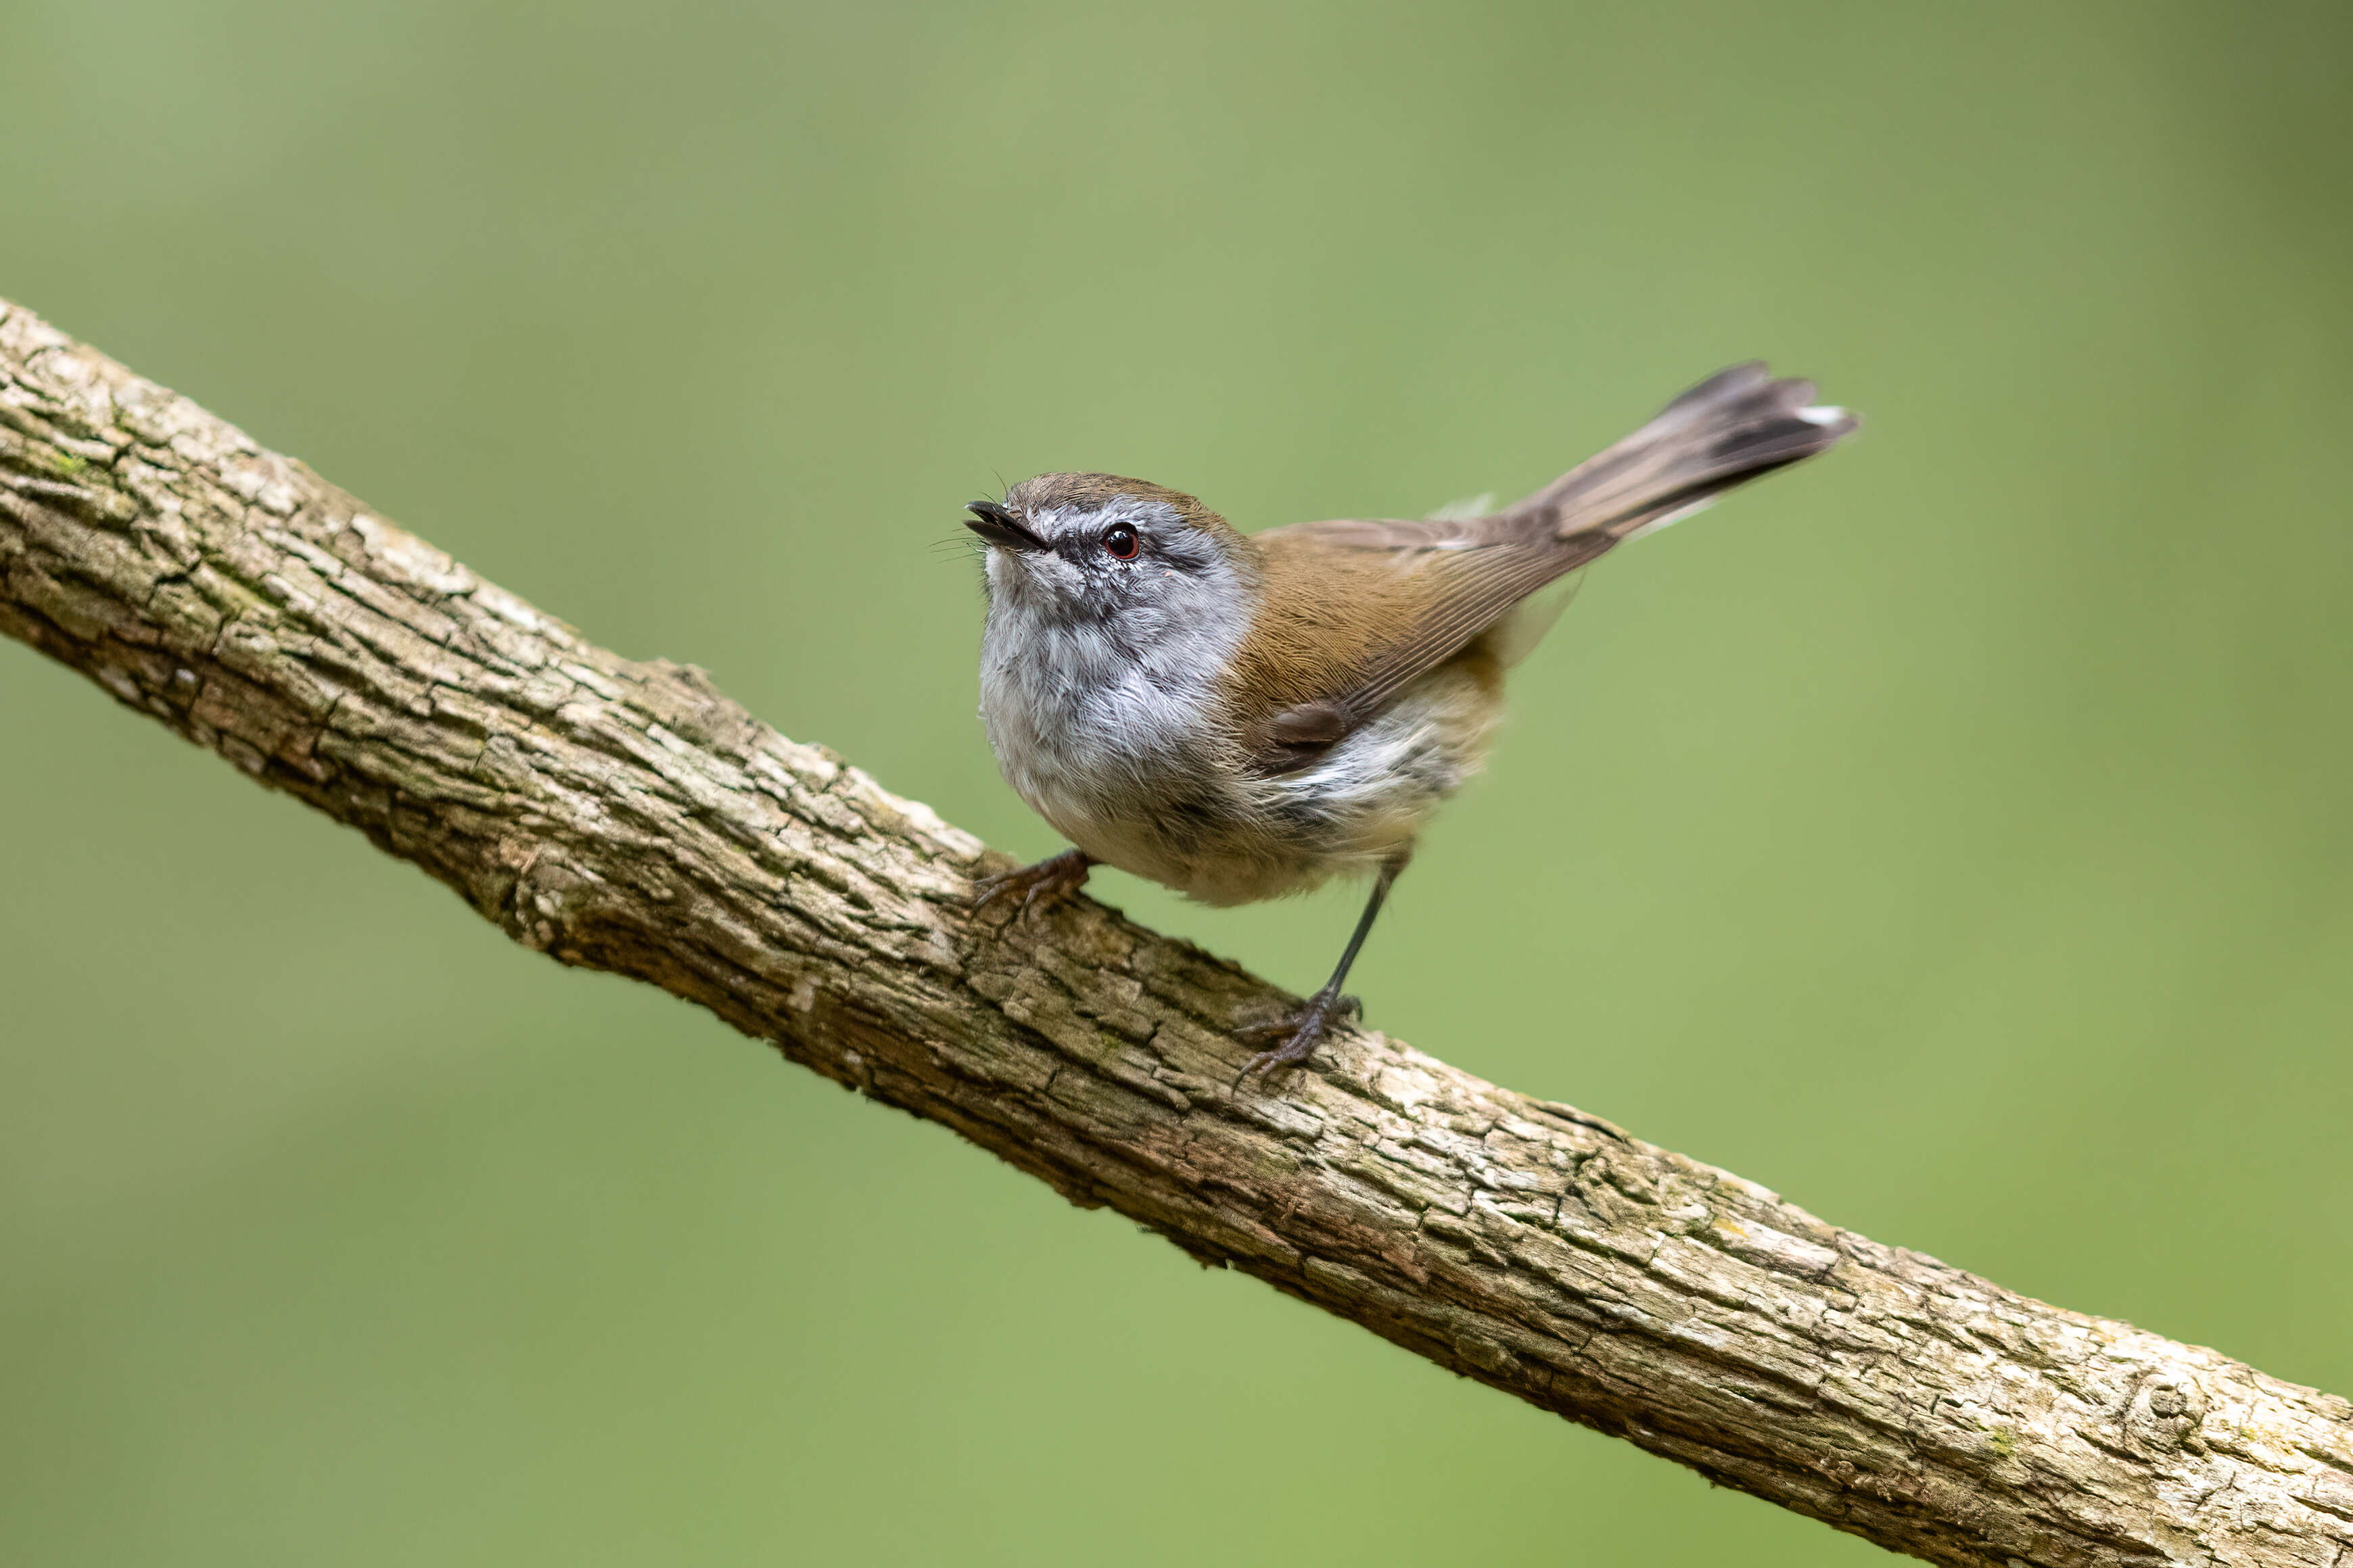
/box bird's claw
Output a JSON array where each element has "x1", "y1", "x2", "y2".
[
  {"x1": 1238, "y1": 991, "x2": 1361, "y2": 1076},
  {"x1": 971, "y1": 849, "x2": 1093, "y2": 927}
]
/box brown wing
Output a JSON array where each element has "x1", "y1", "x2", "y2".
[
  {"x1": 1231, "y1": 519, "x2": 1612, "y2": 772},
  {"x1": 1232, "y1": 363, "x2": 1859, "y2": 774}
]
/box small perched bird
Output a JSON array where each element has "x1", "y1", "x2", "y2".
[{"x1": 966, "y1": 363, "x2": 1857, "y2": 1073}]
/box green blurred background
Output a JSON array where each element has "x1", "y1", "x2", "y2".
[{"x1": 5, "y1": 1, "x2": 2350, "y2": 1563}]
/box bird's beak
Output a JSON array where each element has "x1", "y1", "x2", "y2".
[{"x1": 965, "y1": 500, "x2": 1046, "y2": 552}]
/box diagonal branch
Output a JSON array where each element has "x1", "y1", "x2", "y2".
[{"x1": 2, "y1": 295, "x2": 2347, "y2": 1568}]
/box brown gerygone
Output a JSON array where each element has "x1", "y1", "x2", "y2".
[{"x1": 965, "y1": 363, "x2": 1857, "y2": 1074}]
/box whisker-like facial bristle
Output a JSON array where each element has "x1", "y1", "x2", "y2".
[{"x1": 929, "y1": 533, "x2": 989, "y2": 565}]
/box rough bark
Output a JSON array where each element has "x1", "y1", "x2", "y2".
[{"x1": 1, "y1": 295, "x2": 2348, "y2": 1568}]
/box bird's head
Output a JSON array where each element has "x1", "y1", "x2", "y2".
[{"x1": 965, "y1": 474, "x2": 1255, "y2": 636}]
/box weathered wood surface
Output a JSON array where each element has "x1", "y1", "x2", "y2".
[{"x1": 4, "y1": 296, "x2": 2348, "y2": 1568}]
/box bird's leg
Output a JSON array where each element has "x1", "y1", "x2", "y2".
[
  {"x1": 1240, "y1": 856, "x2": 1403, "y2": 1076},
  {"x1": 971, "y1": 848, "x2": 1096, "y2": 924}
]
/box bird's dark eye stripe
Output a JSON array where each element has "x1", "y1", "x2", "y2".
[{"x1": 1102, "y1": 525, "x2": 1140, "y2": 559}]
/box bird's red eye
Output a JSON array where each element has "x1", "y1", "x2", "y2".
[{"x1": 1102, "y1": 525, "x2": 1140, "y2": 559}]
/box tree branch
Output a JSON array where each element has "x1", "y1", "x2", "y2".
[{"x1": 3, "y1": 295, "x2": 2347, "y2": 1568}]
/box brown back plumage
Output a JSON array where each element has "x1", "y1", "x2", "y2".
[{"x1": 1228, "y1": 363, "x2": 1857, "y2": 772}]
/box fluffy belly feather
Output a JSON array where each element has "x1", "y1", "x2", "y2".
[{"x1": 990, "y1": 661, "x2": 1500, "y2": 907}]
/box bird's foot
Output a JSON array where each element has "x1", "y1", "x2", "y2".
[
  {"x1": 1238, "y1": 989, "x2": 1361, "y2": 1076},
  {"x1": 971, "y1": 849, "x2": 1094, "y2": 926}
]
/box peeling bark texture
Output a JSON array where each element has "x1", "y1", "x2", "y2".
[{"x1": 3, "y1": 296, "x2": 2349, "y2": 1568}]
